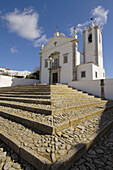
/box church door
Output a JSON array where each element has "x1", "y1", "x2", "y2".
[{"x1": 52, "y1": 73, "x2": 58, "y2": 83}]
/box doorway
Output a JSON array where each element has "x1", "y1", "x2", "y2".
[{"x1": 52, "y1": 72, "x2": 58, "y2": 83}]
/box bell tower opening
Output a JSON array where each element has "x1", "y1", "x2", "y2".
[{"x1": 88, "y1": 34, "x2": 92, "y2": 43}]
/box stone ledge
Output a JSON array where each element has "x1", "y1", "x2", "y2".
[
  {"x1": 0, "y1": 131, "x2": 51, "y2": 170},
  {"x1": 0, "y1": 109, "x2": 113, "y2": 169},
  {"x1": 0, "y1": 105, "x2": 113, "y2": 135},
  {"x1": 0, "y1": 102, "x2": 52, "y2": 115},
  {"x1": 0, "y1": 110, "x2": 54, "y2": 134},
  {"x1": 0, "y1": 97, "x2": 51, "y2": 105},
  {"x1": 52, "y1": 101, "x2": 107, "y2": 115},
  {"x1": 51, "y1": 119, "x2": 113, "y2": 170}
]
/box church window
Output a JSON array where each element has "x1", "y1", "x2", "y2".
[
  {"x1": 45, "y1": 60, "x2": 48, "y2": 68},
  {"x1": 81, "y1": 71, "x2": 86, "y2": 78},
  {"x1": 88, "y1": 34, "x2": 92, "y2": 43},
  {"x1": 52, "y1": 58, "x2": 59, "y2": 68},
  {"x1": 95, "y1": 72, "x2": 97, "y2": 78},
  {"x1": 63, "y1": 54, "x2": 68, "y2": 63}
]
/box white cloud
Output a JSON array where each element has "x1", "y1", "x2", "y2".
[
  {"x1": 34, "y1": 34, "x2": 48, "y2": 47},
  {"x1": 10, "y1": 47, "x2": 18, "y2": 54},
  {"x1": 70, "y1": 6, "x2": 109, "y2": 35},
  {"x1": 70, "y1": 27, "x2": 74, "y2": 36},
  {"x1": 3, "y1": 8, "x2": 42, "y2": 40},
  {"x1": 91, "y1": 6, "x2": 109, "y2": 26},
  {"x1": 2, "y1": 8, "x2": 48, "y2": 48}
]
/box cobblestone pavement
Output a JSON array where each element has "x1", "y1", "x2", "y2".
[
  {"x1": 70, "y1": 126, "x2": 113, "y2": 170},
  {"x1": 0, "y1": 98, "x2": 105, "y2": 110},
  {"x1": 0, "y1": 107, "x2": 112, "y2": 164},
  {"x1": 0, "y1": 103, "x2": 109, "y2": 126},
  {"x1": 0, "y1": 140, "x2": 35, "y2": 170}
]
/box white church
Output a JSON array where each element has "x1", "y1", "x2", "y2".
[{"x1": 39, "y1": 21, "x2": 105, "y2": 84}]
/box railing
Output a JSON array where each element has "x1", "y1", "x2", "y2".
[{"x1": 52, "y1": 63, "x2": 60, "y2": 69}]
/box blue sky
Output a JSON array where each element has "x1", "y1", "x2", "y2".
[{"x1": 0, "y1": 0, "x2": 113, "y2": 78}]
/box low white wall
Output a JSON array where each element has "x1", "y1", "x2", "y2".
[
  {"x1": 0, "y1": 75, "x2": 39, "y2": 87},
  {"x1": 68, "y1": 79, "x2": 113, "y2": 100},
  {"x1": 68, "y1": 80, "x2": 101, "y2": 97},
  {"x1": 104, "y1": 79, "x2": 113, "y2": 100}
]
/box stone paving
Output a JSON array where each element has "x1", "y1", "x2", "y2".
[
  {"x1": 0, "y1": 123, "x2": 113, "y2": 170},
  {"x1": 70, "y1": 126, "x2": 113, "y2": 170},
  {"x1": 0, "y1": 103, "x2": 108, "y2": 126},
  {"x1": 0, "y1": 108, "x2": 112, "y2": 164},
  {"x1": 0, "y1": 140, "x2": 35, "y2": 170},
  {"x1": 0, "y1": 84, "x2": 112, "y2": 169}
]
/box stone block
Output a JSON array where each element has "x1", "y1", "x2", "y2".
[{"x1": 20, "y1": 147, "x2": 51, "y2": 170}]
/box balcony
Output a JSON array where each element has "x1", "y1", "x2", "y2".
[{"x1": 52, "y1": 63, "x2": 61, "y2": 69}]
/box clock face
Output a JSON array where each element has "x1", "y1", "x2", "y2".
[{"x1": 88, "y1": 34, "x2": 92, "y2": 43}]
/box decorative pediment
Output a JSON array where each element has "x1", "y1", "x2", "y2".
[
  {"x1": 50, "y1": 51, "x2": 60, "y2": 56},
  {"x1": 41, "y1": 36, "x2": 74, "y2": 52}
]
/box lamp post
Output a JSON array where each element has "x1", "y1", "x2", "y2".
[{"x1": 48, "y1": 55, "x2": 53, "y2": 85}]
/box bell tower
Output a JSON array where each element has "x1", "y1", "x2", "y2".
[{"x1": 83, "y1": 20, "x2": 103, "y2": 68}]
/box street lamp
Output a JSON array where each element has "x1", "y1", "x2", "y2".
[{"x1": 48, "y1": 55, "x2": 53, "y2": 85}]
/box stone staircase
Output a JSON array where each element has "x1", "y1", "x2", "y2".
[{"x1": 0, "y1": 84, "x2": 113, "y2": 169}]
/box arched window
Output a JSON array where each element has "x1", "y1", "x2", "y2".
[{"x1": 88, "y1": 34, "x2": 92, "y2": 43}]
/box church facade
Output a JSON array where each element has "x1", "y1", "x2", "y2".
[{"x1": 39, "y1": 21, "x2": 105, "y2": 84}]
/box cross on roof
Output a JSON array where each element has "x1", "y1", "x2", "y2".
[
  {"x1": 54, "y1": 42, "x2": 57, "y2": 46},
  {"x1": 56, "y1": 26, "x2": 58, "y2": 32}
]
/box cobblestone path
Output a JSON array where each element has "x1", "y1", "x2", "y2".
[
  {"x1": 0, "y1": 84, "x2": 113, "y2": 169},
  {"x1": 0, "y1": 140, "x2": 35, "y2": 170},
  {"x1": 70, "y1": 126, "x2": 113, "y2": 170},
  {"x1": 0, "y1": 125, "x2": 113, "y2": 170}
]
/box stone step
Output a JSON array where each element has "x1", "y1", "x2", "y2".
[
  {"x1": 0, "y1": 84, "x2": 112, "y2": 169},
  {"x1": 0, "y1": 102, "x2": 113, "y2": 169},
  {"x1": 0, "y1": 96, "x2": 51, "y2": 105},
  {"x1": 52, "y1": 100, "x2": 108, "y2": 115},
  {"x1": 0, "y1": 91, "x2": 87, "y2": 96},
  {"x1": 0, "y1": 100, "x2": 52, "y2": 115},
  {"x1": 0, "y1": 84, "x2": 68, "y2": 89},
  {"x1": 0, "y1": 100, "x2": 108, "y2": 116},
  {"x1": 51, "y1": 107, "x2": 113, "y2": 170},
  {"x1": 0, "y1": 96, "x2": 101, "y2": 106},
  {"x1": 0, "y1": 94, "x2": 51, "y2": 99},
  {"x1": 0, "y1": 139, "x2": 34, "y2": 169},
  {"x1": 0, "y1": 92, "x2": 51, "y2": 96},
  {"x1": 0, "y1": 89, "x2": 80, "y2": 94},
  {"x1": 0, "y1": 86, "x2": 73, "y2": 92},
  {"x1": 70, "y1": 125, "x2": 113, "y2": 170},
  {"x1": 0, "y1": 93, "x2": 95, "y2": 101},
  {"x1": 0, "y1": 102, "x2": 112, "y2": 135}
]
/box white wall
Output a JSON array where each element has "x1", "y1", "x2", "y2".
[
  {"x1": 68, "y1": 80, "x2": 101, "y2": 97},
  {"x1": 77, "y1": 63, "x2": 92, "y2": 81},
  {"x1": 41, "y1": 38, "x2": 73, "y2": 84},
  {"x1": 92, "y1": 64, "x2": 105, "y2": 80},
  {"x1": 104, "y1": 79, "x2": 113, "y2": 100},
  {"x1": 68, "y1": 79, "x2": 113, "y2": 100},
  {"x1": 0, "y1": 75, "x2": 39, "y2": 87}
]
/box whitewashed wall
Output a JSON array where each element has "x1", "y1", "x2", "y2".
[
  {"x1": 68, "y1": 80, "x2": 101, "y2": 97},
  {"x1": 0, "y1": 75, "x2": 39, "y2": 87},
  {"x1": 77, "y1": 63, "x2": 92, "y2": 81},
  {"x1": 104, "y1": 79, "x2": 113, "y2": 100},
  {"x1": 92, "y1": 64, "x2": 105, "y2": 80},
  {"x1": 68, "y1": 79, "x2": 113, "y2": 100},
  {"x1": 41, "y1": 38, "x2": 73, "y2": 84}
]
